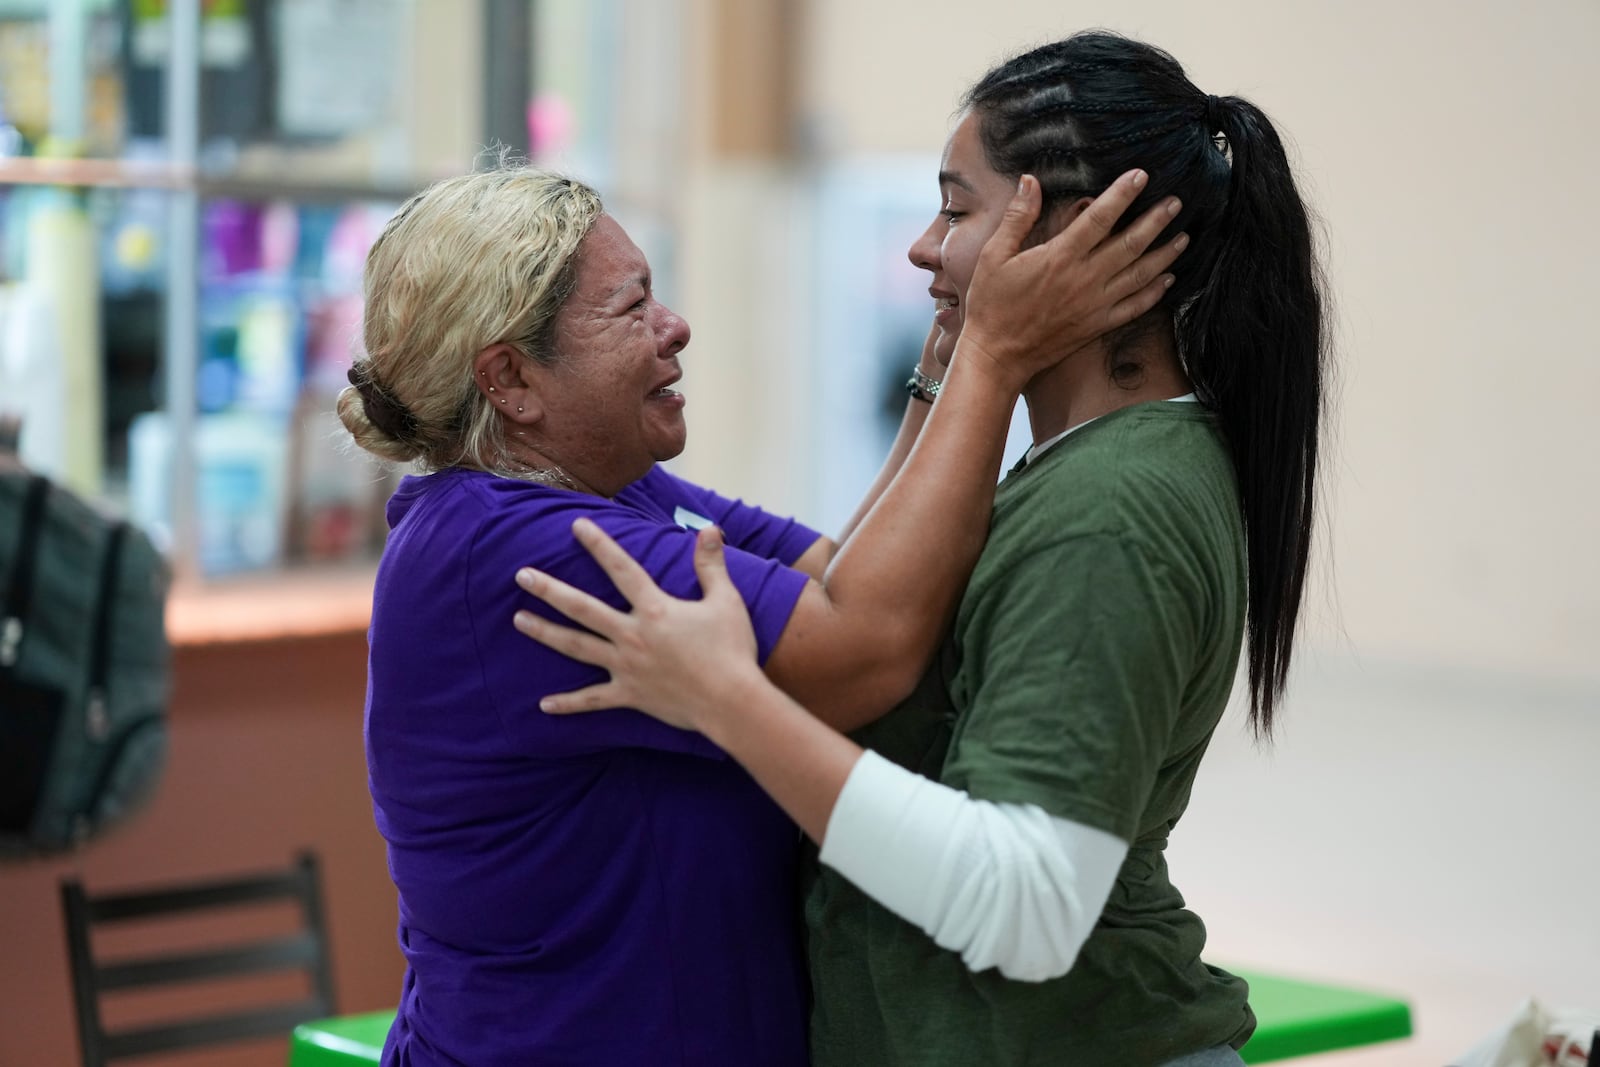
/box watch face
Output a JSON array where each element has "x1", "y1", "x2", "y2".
[{"x1": 904, "y1": 375, "x2": 935, "y2": 402}]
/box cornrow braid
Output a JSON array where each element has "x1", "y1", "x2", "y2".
[
  {"x1": 984, "y1": 58, "x2": 1122, "y2": 90},
  {"x1": 1026, "y1": 145, "x2": 1083, "y2": 165},
  {"x1": 1069, "y1": 110, "x2": 1206, "y2": 155},
  {"x1": 1027, "y1": 98, "x2": 1182, "y2": 119}
]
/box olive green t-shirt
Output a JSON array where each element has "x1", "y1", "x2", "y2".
[{"x1": 806, "y1": 401, "x2": 1255, "y2": 1066}]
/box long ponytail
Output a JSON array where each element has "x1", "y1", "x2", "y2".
[{"x1": 1182, "y1": 98, "x2": 1326, "y2": 736}]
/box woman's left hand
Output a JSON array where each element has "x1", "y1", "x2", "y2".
[
  {"x1": 959, "y1": 171, "x2": 1184, "y2": 389},
  {"x1": 513, "y1": 518, "x2": 764, "y2": 732}
]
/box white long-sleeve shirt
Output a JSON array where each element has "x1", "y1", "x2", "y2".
[{"x1": 819, "y1": 749, "x2": 1128, "y2": 982}]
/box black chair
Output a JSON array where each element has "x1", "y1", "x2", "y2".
[{"x1": 59, "y1": 851, "x2": 336, "y2": 1066}]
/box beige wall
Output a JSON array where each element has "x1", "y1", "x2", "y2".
[
  {"x1": 409, "y1": 0, "x2": 484, "y2": 177},
  {"x1": 674, "y1": 0, "x2": 1600, "y2": 684},
  {"x1": 670, "y1": 0, "x2": 817, "y2": 518}
]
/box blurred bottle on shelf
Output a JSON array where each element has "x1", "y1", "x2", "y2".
[
  {"x1": 0, "y1": 272, "x2": 65, "y2": 478},
  {"x1": 128, "y1": 409, "x2": 290, "y2": 576},
  {"x1": 0, "y1": 100, "x2": 22, "y2": 158},
  {"x1": 24, "y1": 182, "x2": 102, "y2": 497}
]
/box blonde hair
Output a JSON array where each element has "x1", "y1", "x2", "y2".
[{"x1": 337, "y1": 167, "x2": 603, "y2": 469}]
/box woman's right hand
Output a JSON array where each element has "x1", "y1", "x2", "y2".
[
  {"x1": 514, "y1": 520, "x2": 766, "y2": 735},
  {"x1": 958, "y1": 170, "x2": 1187, "y2": 390}
]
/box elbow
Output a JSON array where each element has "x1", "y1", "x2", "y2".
[
  {"x1": 862, "y1": 646, "x2": 929, "y2": 708},
  {"x1": 831, "y1": 647, "x2": 927, "y2": 729},
  {"x1": 940, "y1": 851, "x2": 1096, "y2": 983},
  {"x1": 989, "y1": 941, "x2": 1085, "y2": 984},
  {"x1": 809, "y1": 621, "x2": 932, "y2": 730},
  {"x1": 862, "y1": 614, "x2": 939, "y2": 699},
  {"x1": 962, "y1": 904, "x2": 1089, "y2": 983}
]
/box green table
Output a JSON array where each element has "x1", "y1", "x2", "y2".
[
  {"x1": 289, "y1": 1011, "x2": 390, "y2": 1066},
  {"x1": 1233, "y1": 967, "x2": 1413, "y2": 1063},
  {"x1": 289, "y1": 970, "x2": 1412, "y2": 1065}
]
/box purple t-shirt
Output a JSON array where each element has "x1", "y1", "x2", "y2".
[{"x1": 366, "y1": 465, "x2": 820, "y2": 1067}]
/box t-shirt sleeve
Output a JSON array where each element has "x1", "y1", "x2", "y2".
[
  {"x1": 469, "y1": 497, "x2": 812, "y2": 761},
  {"x1": 940, "y1": 532, "x2": 1200, "y2": 842},
  {"x1": 645, "y1": 466, "x2": 823, "y2": 565}
]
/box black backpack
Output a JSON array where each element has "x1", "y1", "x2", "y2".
[{"x1": 0, "y1": 470, "x2": 171, "y2": 856}]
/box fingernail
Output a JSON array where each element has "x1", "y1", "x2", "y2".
[
  {"x1": 1166, "y1": 198, "x2": 1182, "y2": 216},
  {"x1": 516, "y1": 567, "x2": 537, "y2": 585},
  {"x1": 539, "y1": 697, "x2": 557, "y2": 712},
  {"x1": 1131, "y1": 170, "x2": 1147, "y2": 188},
  {"x1": 1163, "y1": 274, "x2": 1176, "y2": 289},
  {"x1": 1173, "y1": 233, "x2": 1190, "y2": 252}
]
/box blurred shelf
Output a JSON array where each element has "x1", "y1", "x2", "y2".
[
  {"x1": 166, "y1": 562, "x2": 376, "y2": 648},
  {"x1": 198, "y1": 175, "x2": 422, "y2": 205},
  {"x1": 0, "y1": 158, "x2": 424, "y2": 202},
  {"x1": 0, "y1": 157, "x2": 192, "y2": 189}
]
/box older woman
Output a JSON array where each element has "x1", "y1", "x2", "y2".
[{"x1": 338, "y1": 165, "x2": 1181, "y2": 1066}]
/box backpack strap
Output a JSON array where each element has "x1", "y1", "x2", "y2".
[
  {"x1": 1, "y1": 475, "x2": 50, "y2": 670},
  {"x1": 84, "y1": 523, "x2": 128, "y2": 741}
]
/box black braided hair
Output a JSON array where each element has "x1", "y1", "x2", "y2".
[{"x1": 963, "y1": 31, "x2": 1329, "y2": 737}]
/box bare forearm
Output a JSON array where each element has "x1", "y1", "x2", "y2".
[
  {"x1": 793, "y1": 353, "x2": 1013, "y2": 687},
  {"x1": 832, "y1": 352, "x2": 1009, "y2": 593},
  {"x1": 702, "y1": 670, "x2": 863, "y2": 843}
]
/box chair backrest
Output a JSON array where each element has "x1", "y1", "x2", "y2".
[{"x1": 59, "y1": 851, "x2": 336, "y2": 1067}]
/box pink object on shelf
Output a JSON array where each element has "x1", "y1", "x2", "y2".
[{"x1": 528, "y1": 92, "x2": 576, "y2": 158}]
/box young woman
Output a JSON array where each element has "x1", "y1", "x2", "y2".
[{"x1": 513, "y1": 30, "x2": 1327, "y2": 1067}]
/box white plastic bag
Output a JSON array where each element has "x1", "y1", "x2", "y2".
[{"x1": 1450, "y1": 998, "x2": 1598, "y2": 1067}]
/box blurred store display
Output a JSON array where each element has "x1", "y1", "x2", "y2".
[
  {"x1": 0, "y1": 0, "x2": 463, "y2": 577},
  {"x1": 0, "y1": 0, "x2": 664, "y2": 580}
]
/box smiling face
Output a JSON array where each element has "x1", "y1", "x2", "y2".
[
  {"x1": 527, "y1": 214, "x2": 691, "y2": 493},
  {"x1": 907, "y1": 109, "x2": 1018, "y2": 366}
]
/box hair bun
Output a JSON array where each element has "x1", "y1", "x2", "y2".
[{"x1": 347, "y1": 362, "x2": 420, "y2": 441}]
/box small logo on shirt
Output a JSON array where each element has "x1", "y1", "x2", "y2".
[{"x1": 673, "y1": 506, "x2": 713, "y2": 531}]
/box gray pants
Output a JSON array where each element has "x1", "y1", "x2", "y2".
[{"x1": 1159, "y1": 1046, "x2": 1247, "y2": 1067}]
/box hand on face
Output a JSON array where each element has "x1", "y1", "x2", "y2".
[
  {"x1": 513, "y1": 520, "x2": 762, "y2": 732},
  {"x1": 958, "y1": 172, "x2": 1187, "y2": 390}
]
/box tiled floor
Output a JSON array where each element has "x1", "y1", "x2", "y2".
[{"x1": 1168, "y1": 650, "x2": 1599, "y2": 1065}]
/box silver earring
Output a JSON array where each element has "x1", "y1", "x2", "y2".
[
  {"x1": 488, "y1": 386, "x2": 497, "y2": 392},
  {"x1": 498, "y1": 398, "x2": 507, "y2": 404},
  {"x1": 516, "y1": 406, "x2": 523, "y2": 413}
]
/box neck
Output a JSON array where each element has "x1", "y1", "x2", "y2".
[
  {"x1": 1023, "y1": 325, "x2": 1192, "y2": 443},
  {"x1": 491, "y1": 437, "x2": 608, "y2": 496}
]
